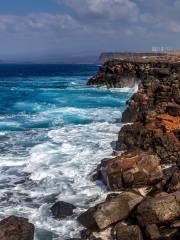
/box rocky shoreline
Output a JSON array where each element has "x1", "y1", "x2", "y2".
[
  {"x1": 78, "y1": 59, "x2": 180, "y2": 239},
  {"x1": 0, "y1": 58, "x2": 179, "y2": 239}
]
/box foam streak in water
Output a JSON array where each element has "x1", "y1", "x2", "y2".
[{"x1": 0, "y1": 64, "x2": 134, "y2": 239}]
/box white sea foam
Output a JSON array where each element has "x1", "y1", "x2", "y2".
[
  {"x1": 109, "y1": 83, "x2": 138, "y2": 93},
  {"x1": 0, "y1": 85, "x2": 134, "y2": 239},
  {"x1": 0, "y1": 120, "x2": 120, "y2": 238}
]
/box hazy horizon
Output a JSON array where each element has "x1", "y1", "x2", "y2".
[{"x1": 0, "y1": 0, "x2": 180, "y2": 61}]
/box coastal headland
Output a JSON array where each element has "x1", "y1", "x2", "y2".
[{"x1": 79, "y1": 56, "x2": 180, "y2": 239}]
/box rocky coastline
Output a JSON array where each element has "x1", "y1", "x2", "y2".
[
  {"x1": 0, "y1": 58, "x2": 179, "y2": 239},
  {"x1": 79, "y1": 58, "x2": 180, "y2": 239}
]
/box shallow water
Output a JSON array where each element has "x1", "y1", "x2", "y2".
[{"x1": 0, "y1": 64, "x2": 135, "y2": 239}]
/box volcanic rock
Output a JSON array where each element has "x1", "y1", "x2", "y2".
[
  {"x1": 165, "y1": 168, "x2": 180, "y2": 193},
  {"x1": 111, "y1": 223, "x2": 144, "y2": 240},
  {"x1": 0, "y1": 216, "x2": 34, "y2": 240},
  {"x1": 51, "y1": 201, "x2": 76, "y2": 219},
  {"x1": 116, "y1": 115, "x2": 180, "y2": 165},
  {"x1": 86, "y1": 58, "x2": 180, "y2": 240},
  {"x1": 98, "y1": 151, "x2": 163, "y2": 190},
  {"x1": 173, "y1": 128, "x2": 180, "y2": 141},
  {"x1": 87, "y1": 59, "x2": 180, "y2": 90},
  {"x1": 137, "y1": 191, "x2": 180, "y2": 226},
  {"x1": 77, "y1": 191, "x2": 143, "y2": 231},
  {"x1": 145, "y1": 224, "x2": 180, "y2": 240},
  {"x1": 166, "y1": 104, "x2": 180, "y2": 117},
  {"x1": 80, "y1": 229, "x2": 103, "y2": 240}
]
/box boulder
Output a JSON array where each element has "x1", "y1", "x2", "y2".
[
  {"x1": 137, "y1": 191, "x2": 180, "y2": 226},
  {"x1": 99, "y1": 152, "x2": 163, "y2": 190},
  {"x1": 51, "y1": 201, "x2": 76, "y2": 219},
  {"x1": 111, "y1": 223, "x2": 144, "y2": 240},
  {"x1": 0, "y1": 216, "x2": 34, "y2": 240},
  {"x1": 77, "y1": 191, "x2": 143, "y2": 230},
  {"x1": 145, "y1": 224, "x2": 179, "y2": 240}
]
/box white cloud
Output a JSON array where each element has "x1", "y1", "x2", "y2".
[
  {"x1": 0, "y1": 13, "x2": 80, "y2": 33},
  {"x1": 0, "y1": 0, "x2": 180, "y2": 57},
  {"x1": 62, "y1": 0, "x2": 140, "y2": 22}
]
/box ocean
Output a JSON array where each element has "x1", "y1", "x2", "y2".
[{"x1": 0, "y1": 64, "x2": 135, "y2": 239}]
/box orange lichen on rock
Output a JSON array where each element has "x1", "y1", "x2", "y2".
[
  {"x1": 145, "y1": 121, "x2": 163, "y2": 134},
  {"x1": 156, "y1": 114, "x2": 180, "y2": 132}
]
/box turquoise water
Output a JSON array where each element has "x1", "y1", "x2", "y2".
[{"x1": 0, "y1": 64, "x2": 134, "y2": 239}]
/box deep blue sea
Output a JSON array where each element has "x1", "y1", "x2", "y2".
[{"x1": 0, "y1": 64, "x2": 135, "y2": 239}]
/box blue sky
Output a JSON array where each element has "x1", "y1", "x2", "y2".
[
  {"x1": 0, "y1": 0, "x2": 69, "y2": 15},
  {"x1": 0, "y1": 0, "x2": 179, "y2": 60}
]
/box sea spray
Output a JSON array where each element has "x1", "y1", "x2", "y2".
[{"x1": 0, "y1": 64, "x2": 134, "y2": 239}]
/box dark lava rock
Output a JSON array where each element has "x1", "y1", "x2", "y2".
[
  {"x1": 106, "y1": 193, "x2": 120, "y2": 201},
  {"x1": 122, "y1": 106, "x2": 138, "y2": 123},
  {"x1": 166, "y1": 104, "x2": 180, "y2": 117},
  {"x1": 116, "y1": 120, "x2": 180, "y2": 165},
  {"x1": 87, "y1": 58, "x2": 180, "y2": 240},
  {"x1": 0, "y1": 215, "x2": 34, "y2": 240},
  {"x1": 51, "y1": 201, "x2": 76, "y2": 219},
  {"x1": 80, "y1": 229, "x2": 102, "y2": 240},
  {"x1": 173, "y1": 128, "x2": 180, "y2": 141},
  {"x1": 77, "y1": 191, "x2": 143, "y2": 231},
  {"x1": 137, "y1": 191, "x2": 180, "y2": 226},
  {"x1": 159, "y1": 227, "x2": 179, "y2": 240},
  {"x1": 165, "y1": 168, "x2": 180, "y2": 193},
  {"x1": 87, "y1": 59, "x2": 180, "y2": 90},
  {"x1": 80, "y1": 229, "x2": 92, "y2": 239},
  {"x1": 111, "y1": 223, "x2": 144, "y2": 240},
  {"x1": 146, "y1": 224, "x2": 180, "y2": 240}
]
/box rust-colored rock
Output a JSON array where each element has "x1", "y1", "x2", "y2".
[
  {"x1": 116, "y1": 117, "x2": 180, "y2": 165},
  {"x1": 98, "y1": 151, "x2": 163, "y2": 190}
]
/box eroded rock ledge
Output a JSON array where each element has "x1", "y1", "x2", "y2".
[
  {"x1": 88, "y1": 59, "x2": 180, "y2": 88},
  {"x1": 77, "y1": 59, "x2": 180, "y2": 240}
]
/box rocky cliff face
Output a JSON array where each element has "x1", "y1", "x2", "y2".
[
  {"x1": 79, "y1": 59, "x2": 180, "y2": 240},
  {"x1": 88, "y1": 59, "x2": 180, "y2": 88},
  {"x1": 117, "y1": 61, "x2": 180, "y2": 168},
  {"x1": 87, "y1": 59, "x2": 180, "y2": 166}
]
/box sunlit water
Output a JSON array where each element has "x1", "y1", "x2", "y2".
[{"x1": 0, "y1": 64, "x2": 135, "y2": 239}]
